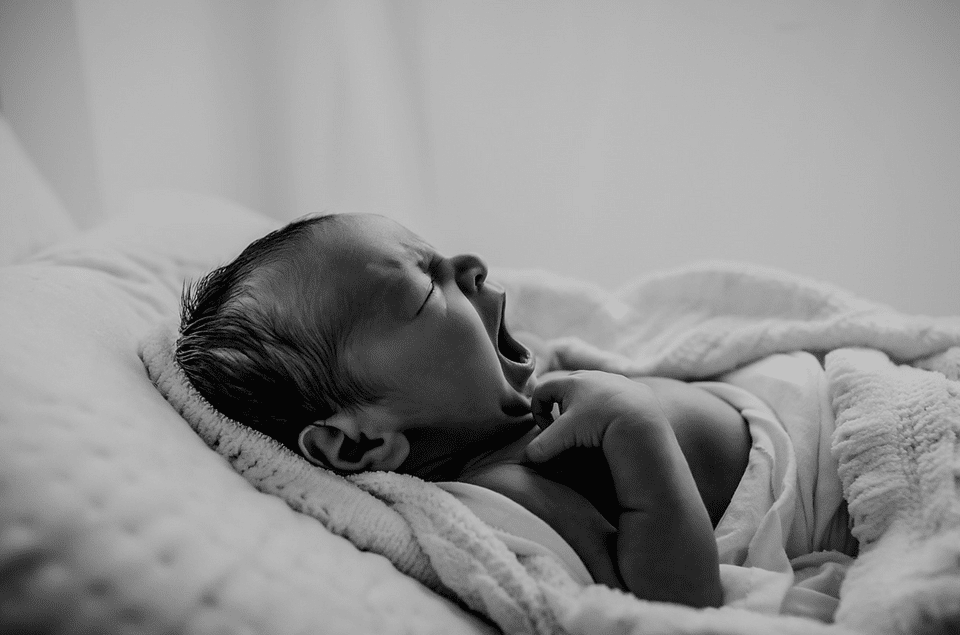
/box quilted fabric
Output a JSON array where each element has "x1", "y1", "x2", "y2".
[{"x1": 0, "y1": 190, "x2": 493, "y2": 635}]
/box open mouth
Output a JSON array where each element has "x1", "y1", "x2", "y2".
[
  {"x1": 494, "y1": 295, "x2": 535, "y2": 392},
  {"x1": 498, "y1": 304, "x2": 530, "y2": 364}
]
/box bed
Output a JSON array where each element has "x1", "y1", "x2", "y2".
[{"x1": 3, "y1": 114, "x2": 960, "y2": 635}]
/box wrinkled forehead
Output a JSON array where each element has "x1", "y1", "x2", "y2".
[{"x1": 297, "y1": 214, "x2": 433, "y2": 318}]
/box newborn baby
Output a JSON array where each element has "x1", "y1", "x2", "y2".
[{"x1": 175, "y1": 213, "x2": 837, "y2": 610}]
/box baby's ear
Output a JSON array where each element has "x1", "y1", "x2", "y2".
[{"x1": 298, "y1": 420, "x2": 409, "y2": 472}]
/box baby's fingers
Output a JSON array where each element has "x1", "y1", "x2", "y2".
[
  {"x1": 524, "y1": 414, "x2": 578, "y2": 463},
  {"x1": 525, "y1": 376, "x2": 575, "y2": 461},
  {"x1": 528, "y1": 374, "x2": 575, "y2": 429},
  {"x1": 529, "y1": 391, "x2": 555, "y2": 430}
]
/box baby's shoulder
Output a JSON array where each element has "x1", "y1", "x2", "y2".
[
  {"x1": 461, "y1": 462, "x2": 578, "y2": 528},
  {"x1": 461, "y1": 460, "x2": 622, "y2": 588}
]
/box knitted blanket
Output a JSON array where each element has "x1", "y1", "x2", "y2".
[{"x1": 140, "y1": 261, "x2": 960, "y2": 635}]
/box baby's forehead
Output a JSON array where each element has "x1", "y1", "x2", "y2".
[
  {"x1": 295, "y1": 215, "x2": 432, "y2": 311},
  {"x1": 312, "y1": 215, "x2": 430, "y2": 272}
]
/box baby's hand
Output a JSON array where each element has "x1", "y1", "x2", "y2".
[
  {"x1": 526, "y1": 370, "x2": 723, "y2": 608},
  {"x1": 524, "y1": 370, "x2": 670, "y2": 464}
]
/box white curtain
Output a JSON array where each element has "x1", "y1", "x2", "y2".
[{"x1": 4, "y1": 0, "x2": 959, "y2": 314}]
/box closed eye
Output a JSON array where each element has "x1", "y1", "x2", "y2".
[{"x1": 416, "y1": 281, "x2": 435, "y2": 315}]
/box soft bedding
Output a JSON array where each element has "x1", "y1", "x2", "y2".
[
  {"x1": 141, "y1": 256, "x2": 960, "y2": 635},
  {"x1": 4, "y1": 189, "x2": 960, "y2": 635},
  {"x1": 0, "y1": 191, "x2": 493, "y2": 635}
]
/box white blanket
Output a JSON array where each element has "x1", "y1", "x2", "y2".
[{"x1": 142, "y1": 261, "x2": 960, "y2": 635}]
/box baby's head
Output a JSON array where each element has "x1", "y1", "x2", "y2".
[{"x1": 177, "y1": 213, "x2": 536, "y2": 477}]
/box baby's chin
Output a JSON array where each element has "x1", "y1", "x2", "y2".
[
  {"x1": 501, "y1": 385, "x2": 534, "y2": 419},
  {"x1": 521, "y1": 368, "x2": 538, "y2": 398}
]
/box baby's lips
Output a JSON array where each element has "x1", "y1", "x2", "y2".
[{"x1": 500, "y1": 353, "x2": 536, "y2": 393}]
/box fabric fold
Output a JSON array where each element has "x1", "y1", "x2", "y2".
[{"x1": 141, "y1": 262, "x2": 960, "y2": 635}]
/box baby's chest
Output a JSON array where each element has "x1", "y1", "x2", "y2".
[{"x1": 462, "y1": 456, "x2": 624, "y2": 589}]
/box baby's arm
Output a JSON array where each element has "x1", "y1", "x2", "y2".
[{"x1": 526, "y1": 371, "x2": 723, "y2": 607}]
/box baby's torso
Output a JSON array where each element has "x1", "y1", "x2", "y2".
[
  {"x1": 460, "y1": 376, "x2": 752, "y2": 587},
  {"x1": 451, "y1": 356, "x2": 855, "y2": 620},
  {"x1": 461, "y1": 449, "x2": 624, "y2": 587}
]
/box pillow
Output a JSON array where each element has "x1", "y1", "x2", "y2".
[
  {"x1": 0, "y1": 113, "x2": 77, "y2": 266},
  {"x1": 0, "y1": 190, "x2": 491, "y2": 634}
]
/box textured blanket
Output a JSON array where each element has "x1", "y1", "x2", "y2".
[{"x1": 141, "y1": 261, "x2": 960, "y2": 635}]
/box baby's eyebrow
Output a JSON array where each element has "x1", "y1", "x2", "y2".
[
  {"x1": 398, "y1": 238, "x2": 437, "y2": 270},
  {"x1": 367, "y1": 253, "x2": 427, "y2": 320}
]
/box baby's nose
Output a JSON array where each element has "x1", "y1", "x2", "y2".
[{"x1": 452, "y1": 254, "x2": 488, "y2": 293}]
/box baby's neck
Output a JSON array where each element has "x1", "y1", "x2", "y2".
[
  {"x1": 400, "y1": 420, "x2": 538, "y2": 482},
  {"x1": 457, "y1": 426, "x2": 540, "y2": 479}
]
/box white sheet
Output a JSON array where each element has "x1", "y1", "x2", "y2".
[
  {"x1": 143, "y1": 254, "x2": 960, "y2": 635},
  {"x1": 0, "y1": 191, "x2": 492, "y2": 635}
]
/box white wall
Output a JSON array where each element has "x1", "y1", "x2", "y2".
[
  {"x1": 405, "y1": 2, "x2": 960, "y2": 316},
  {"x1": 3, "y1": 0, "x2": 959, "y2": 315},
  {"x1": 0, "y1": 0, "x2": 103, "y2": 226},
  {"x1": 72, "y1": 0, "x2": 276, "y2": 220},
  {"x1": 71, "y1": 0, "x2": 433, "y2": 232}
]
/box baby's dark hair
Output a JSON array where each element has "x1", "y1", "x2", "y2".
[{"x1": 176, "y1": 214, "x2": 378, "y2": 452}]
